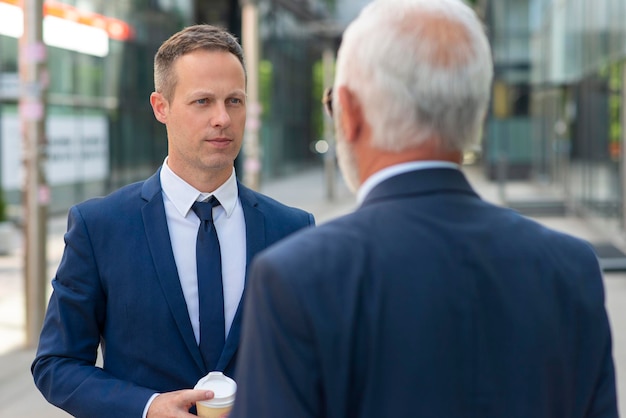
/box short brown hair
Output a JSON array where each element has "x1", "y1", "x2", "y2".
[{"x1": 154, "y1": 24, "x2": 246, "y2": 101}]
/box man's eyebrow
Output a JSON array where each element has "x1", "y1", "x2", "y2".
[
  {"x1": 189, "y1": 90, "x2": 246, "y2": 98},
  {"x1": 188, "y1": 90, "x2": 216, "y2": 98}
]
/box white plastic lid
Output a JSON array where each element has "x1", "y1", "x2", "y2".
[{"x1": 194, "y1": 372, "x2": 237, "y2": 407}]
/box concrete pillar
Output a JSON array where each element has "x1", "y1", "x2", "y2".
[
  {"x1": 20, "y1": 0, "x2": 48, "y2": 347},
  {"x1": 241, "y1": 0, "x2": 261, "y2": 191}
]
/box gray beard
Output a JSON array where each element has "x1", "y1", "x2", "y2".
[{"x1": 335, "y1": 129, "x2": 360, "y2": 194}]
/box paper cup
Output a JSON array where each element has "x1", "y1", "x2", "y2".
[{"x1": 194, "y1": 372, "x2": 237, "y2": 418}]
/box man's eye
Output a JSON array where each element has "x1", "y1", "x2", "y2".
[
  {"x1": 228, "y1": 98, "x2": 243, "y2": 105},
  {"x1": 195, "y1": 99, "x2": 208, "y2": 105}
]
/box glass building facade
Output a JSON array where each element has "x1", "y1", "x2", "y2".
[
  {"x1": 256, "y1": 0, "x2": 334, "y2": 178},
  {"x1": 0, "y1": 0, "x2": 193, "y2": 214},
  {"x1": 483, "y1": 0, "x2": 626, "y2": 235},
  {"x1": 0, "y1": 0, "x2": 330, "y2": 216}
]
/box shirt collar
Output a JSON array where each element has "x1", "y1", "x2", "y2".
[
  {"x1": 160, "y1": 158, "x2": 239, "y2": 218},
  {"x1": 356, "y1": 161, "x2": 460, "y2": 205}
]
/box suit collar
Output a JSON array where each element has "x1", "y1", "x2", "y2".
[
  {"x1": 361, "y1": 167, "x2": 478, "y2": 207},
  {"x1": 237, "y1": 182, "x2": 264, "y2": 270},
  {"x1": 141, "y1": 168, "x2": 162, "y2": 201},
  {"x1": 357, "y1": 161, "x2": 460, "y2": 204}
]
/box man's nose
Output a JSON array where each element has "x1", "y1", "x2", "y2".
[{"x1": 210, "y1": 103, "x2": 231, "y2": 128}]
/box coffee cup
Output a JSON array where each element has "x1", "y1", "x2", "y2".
[{"x1": 194, "y1": 371, "x2": 237, "y2": 418}]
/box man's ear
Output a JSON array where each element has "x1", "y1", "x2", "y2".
[
  {"x1": 336, "y1": 86, "x2": 364, "y2": 143},
  {"x1": 150, "y1": 92, "x2": 168, "y2": 124}
]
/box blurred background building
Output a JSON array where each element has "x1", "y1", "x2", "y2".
[
  {"x1": 0, "y1": 0, "x2": 342, "y2": 216},
  {"x1": 0, "y1": 0, "x2": 625, "y2": 240},
  {"x1": 482, "y1": 0, "x2": 625, "y2": 237}
]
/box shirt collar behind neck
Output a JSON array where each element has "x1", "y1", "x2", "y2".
[
  {"x1": 356, "y1": 161, "x2": 460, "y2": 205},
  {"x1": 160, "y1": 158, "x2": 239, "y2": 218}
]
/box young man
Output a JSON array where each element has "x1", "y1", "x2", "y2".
[
  {"x1": 232, "y1": 1, "x2": 618, "y2": 416},
  {"x1": 32, "y1": 25, "x2": 314, "y2": 418}
]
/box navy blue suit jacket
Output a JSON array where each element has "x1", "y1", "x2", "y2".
[
  {"x1": 232, "y1": 168, "x2": 617, "y2": 418},
  {"x1": 32, "y1": 169, "x2": 315, "y2": 418}
]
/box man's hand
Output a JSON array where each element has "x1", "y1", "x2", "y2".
[{"x1": 147, "y1": 389, "x2": 214, "y2": 417}]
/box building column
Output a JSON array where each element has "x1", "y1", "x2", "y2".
[
  {"x1": 20, "y1": 0, "x2": 48, "y2": 347},
  {"x1": 241, "y1": 0, "x2": 261, "y2": 190}
]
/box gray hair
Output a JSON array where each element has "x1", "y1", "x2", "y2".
[{"x1": 334, "y1": 0, "x2": 493, "y2": 152}]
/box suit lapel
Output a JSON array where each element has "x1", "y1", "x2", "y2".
[
  {"x1": 216, "y1": 183, "x2": 266, "y2": 372},
  {"x1": 141, "y1": 170, "x2": 207, "y2": 373},
  {"x1": 239, "y1": 184, "x2": 267, "y2": 276}
]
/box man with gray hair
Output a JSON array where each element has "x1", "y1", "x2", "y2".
[{"x1": 231, "y1": 0, "x2": 618, "y2": 416}]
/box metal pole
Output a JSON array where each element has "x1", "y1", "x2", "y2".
[
  {"x1": 322, "y1": 46, "x2": 336, "y2": 201},
  {"x1": 241, "y1": 0, "x2": 261, "y2": 191},
  {"x1": 20, "y1": 0, "x2": 48, "y2": 348},
  {"x1": 497, "y1": 153, "x2": 508, "y2": 204}
]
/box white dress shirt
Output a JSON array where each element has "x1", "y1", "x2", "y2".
[
  {"x1": 160, "y1": 159, "x2": 247, "y2": 343},
  {"x1": 356, "y1": 161, "x2": 461, "y2": 205}
]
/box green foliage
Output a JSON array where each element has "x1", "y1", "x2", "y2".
[
  {"x1": 259, "y1": 60, "x2": 273, "y2": 120},
  {"x1": 312, "y1": 60, "x2": 326, "y2": 141},
  {"x1": 0, "y1": 186, "x2": 7, "y2": 223}
]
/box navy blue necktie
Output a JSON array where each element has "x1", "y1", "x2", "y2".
[{"x1": 192, "y1": 197, "x2": 225, "y2": 371}]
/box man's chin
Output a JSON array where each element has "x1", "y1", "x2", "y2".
[{"x1": 202, "y1": 154, "x2": 237, "y2": 170}]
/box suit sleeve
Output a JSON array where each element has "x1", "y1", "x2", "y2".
[
  {"x1": 231, "y1": 253, "x2": 322, "y2": 418},
  {"x1": 31, "y1": 206, "x2": 154, "y2": 418},
  {"x1": 588, "y1": 331, "x2": 619, "y2": 418},
  {"x1": 577, "y1": 243, "x2": 618, "y2": 418}
]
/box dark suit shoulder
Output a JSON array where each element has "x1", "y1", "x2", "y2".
[
  {"x1": 493, "y1": 204, "x2": 598, "y2": 261},
  {"x1": 239, "y1": 184, "x2": 315, "y2": 226},
  {"x1": 253, "y1": 211, "x2": 366, "y2": 283},
  {"x1": 73, "y1": 180, "x2": 145, "y2": 219}
]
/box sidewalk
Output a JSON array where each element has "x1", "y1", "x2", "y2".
[{"x1": 0, "y1": 164, "x2": 624, "y2": 417}]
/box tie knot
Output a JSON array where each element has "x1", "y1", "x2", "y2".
[{"x1": 192, "y1": 196, "x2": 221, "y2": 222}]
